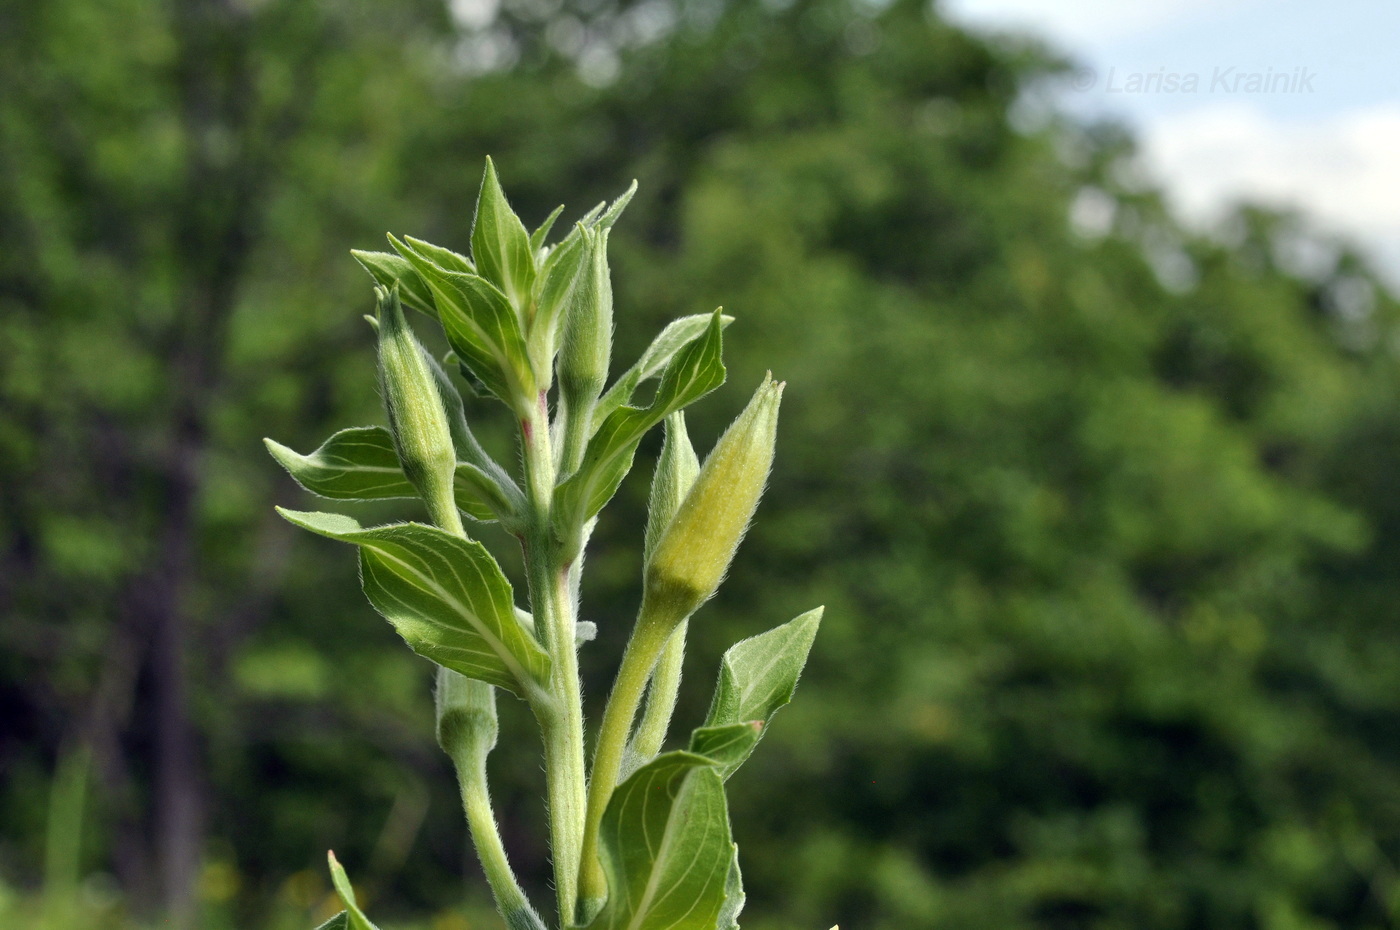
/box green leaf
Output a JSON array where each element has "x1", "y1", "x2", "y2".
[
  {"x1": 265, "y1": 428, "x2": 416, "y2": 502},
  {"x1": 326, "y1": 852, "x2": 381, "y2": 930},
  {"x1": 594, "y1": 179, "x2": 638, "y2": 232},
  {"x1": 715, "y1": 844, "x2": 745, "y2": 930},
  {"x1": 277, "y1": 510, "x2": 550, "y2": 696},
  {"x1": 700, "y1": 607, "x2": 823, "y2": 779},
  {"x1": 392, "y1": 235, "x2": 534, "y2": 407},
  {"x1": 594, "y1": 313, "x2": 734, "y2": 430},
  {"x1": 472, "y1": 157, "x2": 536, "y2": 311},
  {"x1": 688, "y1": 722, "x2": 762, "y2": 777},
  {"x1": 555, "y1": 311, "x2": 725, "y2": 531},
  {"x1": 530, "y1": 222, "x2": 589, "y2": 372},
  {"x1": 351, "y1": 250, "x2": 436, "y2": 317},
  {"x1": 264, "y1": 427, "x2": 510, "y2": 523},
  {"x1": 403, "y1": 235, "x2": 473, "y2": 274},
  {"x1": 443, "y1": 350, "x2": 489, "y2": 398},
  {"x1": 530, "y1": 204, "x2": 565, "y2": 253},
  {"x1": 454, "y1": 462, "x2": 517, "y2": 525},
  {"x1": 591, "y1": 751, "x2": 733, "y2": 930},
  {"x1": 313, "y1": 913, "x2": 349, "y2": 930}
]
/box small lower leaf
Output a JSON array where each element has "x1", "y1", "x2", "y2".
[
  {"x1": 591, "y1": 751, "x2": 733, "y2": 930},
  {"x1": 313, "y1": 912, "x2": 349, "y2": 930},
  {"x1": 715, "y1": 844, "x2": 745, "y2": 930},
  {"x1": 699, "y1": 607, "x2": 823, "y2": 780},
  {"x1": 327, "y1": 852, "x2": 381, "y2": 930}
]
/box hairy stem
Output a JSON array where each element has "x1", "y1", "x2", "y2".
[
  {"x1": 577, "y1": 609, "x2": 674, "y2": 916},
  {"x1": 449, "y1": 746, "x2": 545, "y2": 930},
  {"x1": 621, "y1": 619, "x2": 688, "y2": 779},
  {"x1": 521, "y1": 394, "x2": 587, "y2": 928}
]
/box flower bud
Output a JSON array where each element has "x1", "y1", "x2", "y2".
[
  {"x1": 644, "y1": 412, "x2": 700, "y2": 565},
  {"x1": 375, "y1": 285, "x2": 459, "y2": 531},
  {"x1": 558, "y1": 227, "x2": 613, "y2": 408},
  {"x1": 643, "y1": 375, "x2": 783, "y2": 627}
]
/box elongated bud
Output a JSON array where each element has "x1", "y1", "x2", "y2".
[
  {"x1": 643, "y1": 375, "x2": 783, "y2": 628},
  {"x1": 435, "y1": 666, "x2": 498, "y2": 758},
  {"x1": 644, "y1": 412, "x2": 700, "y2": 564},
  {"x1": 558, "y1": 226, "x2": 612, "y2": 407},
  {"x1": 375, "y1": 285, "x2": 461, "y2": 533}
]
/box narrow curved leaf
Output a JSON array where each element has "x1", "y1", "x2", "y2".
[
  {"x1": 592, "y1": 751, "x2": 732, "y2": 930},
  {"x1": 403, "y1": 235, "x2": 473, "y2": 274},
  {"x1": 556, "y1": 311, "x2": 725, "y2": 528},
  {"x1": 530, "y1": 222, "x2": 590, "y2": 372},
  {"x1": 594, "y1": 313, "x2": 734, "y2": 430},
  {"x1": 700, "y1": 607, "x2": 823, "y2": 780},
  {"x1": 595, "y1": 179, "x2": 638, "y2": 232},
  {"x1": 277, "y1": 509, "x2": 550, "y2": 695},
  {"x1": 327, "y1": 852, "x2": 380, "y2": 930},
  {"x1": 531, "y1": 204, "x2": 566, "y2": 253},
  {"x1": 351, "y1": 250, "x2": 436, "y2": 317}
]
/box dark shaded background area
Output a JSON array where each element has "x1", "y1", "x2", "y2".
[{"x1": 5, "y1": 1, "x2": 1400, "y2": 928}]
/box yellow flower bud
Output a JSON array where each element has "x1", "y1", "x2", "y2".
[{"x1": 643, "y1": 375, "x2": 783, "y2": 628}]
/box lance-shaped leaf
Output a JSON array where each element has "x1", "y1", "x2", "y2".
[
  {"x1": 529, "y1": 222, "x2": 590, "y2": 377},
  {"x1": 555, "y1": 312, "x2": 725, "y2": 532},
  {"x1": 313, "y1": 914, "x2": 349, "y2": 930},
  {"x1": 594, "y1": 313, "x2": 735, "y2": 431},
  {"x1": 472, "y1": 157, "x2": 536, "y2": 311},
  {"x1": 700, "y1": 607, "x2": 823, "y2": 780},
  {"x1": 530, "y1": 204, "x2": 565, "y2": 253},
  {"x1": 392, "y1": 235, "x2": 535, "y2": 408},
  {"x1": 264, "y1": 427, "x2": 511, "y2": 524},
  {"x1": 591, "y1": 751, "x2": 733, "y2": 930},
  {"x1": 454, "y1": 462, "x2": 518, "y2": 526},
  {"x1": 403, "y1": 235, "x2": 473, "y2": 274},
  {"x1": 277, "y1": 510, "x2": 550, "y2": 696},
  {"x1": 265, "y1": 428, "x2": 416, "y2": 502},
  {"x1": 594, "y1": 178, "x2": 638, "y2": 232},
  {"x1": 351, "y1": 251, "x2": 436, "y2": 317},
  {"x1": 326, "y1": 852, "x2": 381, "y2": 930},
  {"x1": 715, "y1": 844, "x2": 745, "y2": 930}
]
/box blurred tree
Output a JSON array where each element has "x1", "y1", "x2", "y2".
[{"x1": 0, "y1": 0, "x2": 457, "y2": 923}]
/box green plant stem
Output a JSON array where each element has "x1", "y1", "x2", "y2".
[
  {"x1": 622, "y1": 619, "x2": 688, "y2": 778},
  {"x1": 424, "y1": 483, "x2": 465, "y2": 538},
  {"x1": 431, "y1": 494, "x2": 538, "y2": 927},
  {"x1": 521, "y1": 393, "x2": 587, "y2": 928},
  {"x1": 449, "y1": 746, "x2": 545, "y2": 930},
  {"x1": 577, "y1": 607, "x2": 675, "y2": 916}
]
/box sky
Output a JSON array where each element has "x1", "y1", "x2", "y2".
[{"x1": 941, "y1": 0, "x2": 1400, "y2": 286}]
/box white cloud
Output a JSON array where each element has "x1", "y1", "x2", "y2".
[
  {"x1": 1138, "y1": 103, "x2": 1400, "y2": 284},
  {"x1": 941, "y1": 0, "x2": 1237, "y2": 47}
]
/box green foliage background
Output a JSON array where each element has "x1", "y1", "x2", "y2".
[{"x1": 4, "y1": 0, "x2": 1400, "y2": 928}]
